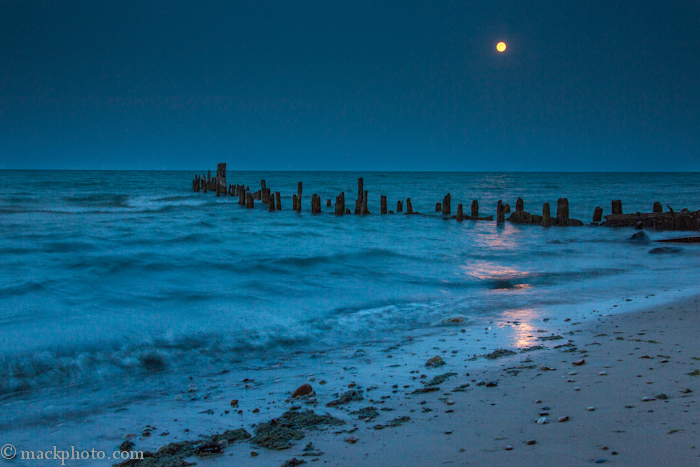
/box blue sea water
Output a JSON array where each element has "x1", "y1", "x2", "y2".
[{"x1": 1, "y1": 170, "x2": 699, "y2": 440}]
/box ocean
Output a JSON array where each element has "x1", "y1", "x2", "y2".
[{"x1": 1, "y1": 170, "x2": 699, "y2": 462}]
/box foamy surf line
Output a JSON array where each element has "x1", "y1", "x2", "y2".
[{"x1": 1, "y1": 286, "x2": 699, "y2": 466}]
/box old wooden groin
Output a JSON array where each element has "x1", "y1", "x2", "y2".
[{"x1": 190, "y1": 165, "x2": 699, "y2": 232}]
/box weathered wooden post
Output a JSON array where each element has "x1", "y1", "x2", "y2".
[
  {"x1": 327, "y1": 199, "x2": 331, "y2": 207},
  {"x1": 435, "y1": 202, "x2": 442, "y2": 212},
  {"x1": 216, "y1": 182, "x2": 221, "y2": 197},
  {"x1": 293, "y1": 194, "x2": 298, "y2": 211},
  {"x1": 207, "y1": 170, "x2": 211, "y2": 184},
  {"x1": 542, "y1": 203, "x2": 551, "y2": 227},
  {"x1": 246, "y1": 192, "x2": 254, "y2": 208},
  {"x1": 239, "y1": 186, "x2": 246, "y2": 205},
  {"x1": 471, "y1": 200, "x2": 478, "y2": 217},
  {"x1": 297, "y1": 182, "x2": 303, "y2": 212},
  {"x1": 397, "y1": 200, "x2": 403, "y2": 212},
  {"x1": 497, "y1": 200, "x2": 505, "y2": 223},
  {"x1": 515, "y1": 197, "x2": 523, "y2": 213},
  {"x1": 653, "y1": 202, "x2": 662, "y2": 213},
  {"x1": 269, "y1": 193, "x2": 276, "y2": 211},
  {"x1": 216, "y1": 163, "x2": 226, "y2": 194},
  {"x1": 276, "y1": 192, "x2": 281, "y2": 210},
  {"x1": 504, "y1": 204, "x2": 511, "y2": 214},
  {"x1": 442, "y1": 194, "x2": 451, "y2": 215},
  {"x1": 360, "y1": 194, "x2": 368, "y2": 215},
  {"x1": 612, "y1": 200, "x2": 622, "y2": 215},
  {"x1": 406, "y1": 198, "x2": 413, "y2": 214},
  {"x1": 335, "y1": 196, "x2": 343, "y2": 215},
  {"x1": 593, "y1": 206, "x2": 603, "y2": 222},
  {"x1": 381, "y1": 195, "x2": 387, "y2": 214},
  {"x1": 261, "y1": 180, "x2": 267, "y2": 203},
  {"x1": 456, "y1": 203, "x2": 464, "y2": 222},
  {"x1": 203, "y1": 180, "x2": 208, "y2": 193},
  {"x1": 556, "y1": 198, "x2": 569, "y2": 225}
]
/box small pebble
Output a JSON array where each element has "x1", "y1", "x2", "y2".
[
  {"x1": 504, "y1": 445, "x2": 513, "y2": 451},
  {"x1": 526, "y1": 439, "x2": 536, "y2": 445},
  {"x1": 250, "y1": 452, "x2": 258, "y2": 457},
  {"x1": 536, "y1": 417, "x2": 548, "y2": 425},
  {"x1": 587, "y1": 406, "x2": 595, "y2": 411},
  {"x1": 558, "y1": 416, "x2": 569, "y2": 422},
  {"x1": 595, "y1": 459, "x2": 606, "y2": 464}
]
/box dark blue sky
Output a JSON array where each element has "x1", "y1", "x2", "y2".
[{"x1": 1, "y1": 1, "x2": 699, "y2": 171}]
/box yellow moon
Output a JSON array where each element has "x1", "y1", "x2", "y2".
[{"x1": 496, "y1": 42, "x2": 506, "y2": 52}]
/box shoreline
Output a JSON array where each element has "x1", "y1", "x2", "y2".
[
  {"x1": 46, "y1": 289, "x2": 696, "y2": 467},
  {"x1": 2, "y1": 286, "x2": 699, "y2": 466}
]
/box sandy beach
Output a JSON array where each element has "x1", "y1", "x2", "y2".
[{"x1": 102, "y1": 292, "x2": 700, "y2": 467}]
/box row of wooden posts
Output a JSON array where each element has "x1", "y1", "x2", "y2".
[{"x1": 190, "y1": 167, "x2": 696, "y2": 230}]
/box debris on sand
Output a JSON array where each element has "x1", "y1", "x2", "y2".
[
  {"x1": 252, "y1": 410, "x2": 345, "y2": 450},
  {"x1": 538, "y1": 335, "x2": 564, "y2": 341},
  {"x1": 425, "y1": 372, "x2": 458, "y2": 387},
  {"x1": 113, "y1": 429, "x2": 251, "y2": 467},
  {"x1": 350, "y1": 406, "x2": 380, "y2": 421},
  {"x1": 326, "y1": 390, "x2": 364, "y2": 407},
  {"x1": 426, "y1": 356, "x2": 446, "y2": 368},
  {"x1": 373, "y1": 416, "x2": 411, "y2": 430},
  {"x1": 485, "y1": 349, "x2": 516, "y2": 359},
  {"x1": 411, "y1": 387, "x2": 441, "y2": 394}
]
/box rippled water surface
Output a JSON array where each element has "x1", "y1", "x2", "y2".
[{"x1": 1, "y1": 170, "x2": 698, "y2": 399}]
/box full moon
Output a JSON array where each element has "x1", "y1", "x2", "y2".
[{"x1": 496, "y1": 42, "x2": 507, "y2": 52}]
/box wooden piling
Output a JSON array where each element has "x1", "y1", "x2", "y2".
[
  {"x1": 297, "y1": 182, "x2": 303, "y2": 212},
  {"x1": 593, "y1": 206, "x2": 603, "y2": 222},
  {"x1": 246, "y1": 192, "x2": 254, "y2": 208},
  {"x1": 397, "y1": 200, "x2": 403, "y2": 212},
  {"x1": 542, "y1": 203, "x2": 551, "y2": 227},
  {"x1": 216, "y1": 163, "x2": 226, "y2": 194},
  {"x1": 406, "y1": 198, "x2": 413, "y2": 214},
  {"x1": 556, "y1": 198, "x2": 569, "y2": 224},
  {"x1": 269, "y1": 193, "x2": 276, "y2": 211},
  {"x1": 436, "y1": 202, "x2": 442, "y2": 212},
  {"x1": 335, "y1": 196, "x2": 343, "y2": 215},
  {"x1": 504, "y1": 204, "x2": 511, "y2": 214},
  {"x1": 216, "y1": 182, "x2": 220, "y2": 197},
  {"x1": 276, "y1": 192, "x2": 281, "y2": 210},
  {"x1": 471, "y1": 200, "x2": 478, "y2": 217},
  {"x1": 612, "y1": 200, "x2": 622, "y2": 215},
  {"x1": 381, "y1": 195, "x2": 387, "y2": 214},
  {"x1": 327, "y1": 199, "x2": 332, "y2": 207},
  {"x1": 653, "y1": 202, "x2": 662, "y2": 213},
  {"x1": 497, "y1": 200, "x2": 505, "y2": 223},
  {"x1": 360, "y1": 196, "x2": 368, "y2": 215},
  {"x1": 293, "y1": 194, "x2": 298, "y2": 211},
  {"x1": 456, "y1": 203, "x2": 464, "y2": 222},
  {"x1": 261, "y1": 180, "x2": 267, "y2": 203},
  {"x1": 516, "y1": 197, "x2": 523, "y2": 213},
  {"x1": 442, "y1": 194, "x2": 451, "y2": 215}
]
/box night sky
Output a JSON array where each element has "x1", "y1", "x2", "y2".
[{"x1": 1, "y1": 1, "x2": 699, "y2": 171}]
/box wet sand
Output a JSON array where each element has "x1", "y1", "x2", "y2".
[{"x1": 113, "y1": 294, "x2": 700, "y2": 467}]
